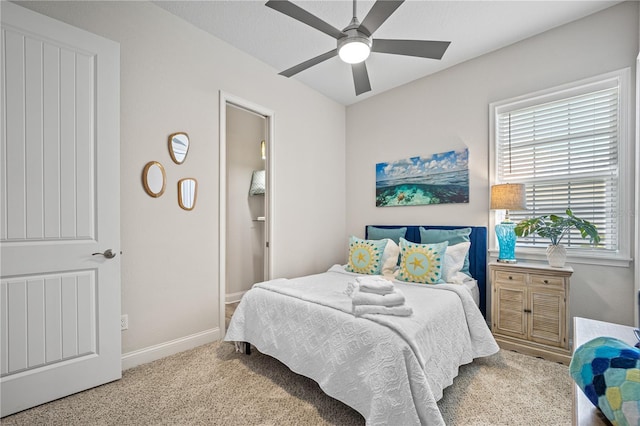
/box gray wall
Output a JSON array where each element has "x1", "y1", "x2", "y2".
[
  {"x1": 15, "y1": 0, "x2": 638, "y2": 358},
  {"x1": 15, "y1": 1, "x2": 347, "y2": 355},
  {"x1": 346, "y1": 2, "x2": 639, "y2": 326}
]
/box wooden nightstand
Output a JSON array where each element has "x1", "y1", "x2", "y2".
[{"x1": 490, "y1": 261, "x2": 573, "y2": 364}]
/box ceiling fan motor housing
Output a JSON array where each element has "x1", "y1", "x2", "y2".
[{"x1": 337, "y1": 25, "x2": 372, "y2": 64}]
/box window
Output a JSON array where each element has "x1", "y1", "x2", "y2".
[{"x1": 490, "y1": 69, "x2": 631, "y2": 264}]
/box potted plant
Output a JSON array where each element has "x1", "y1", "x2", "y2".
[{"x1": 514, "y1": 209, "x2": 601, "y2": 267}]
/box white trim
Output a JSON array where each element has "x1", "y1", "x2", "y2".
[
  {"x1": 121, "y1": 328, "x2": 220, "y2": 371},
  {"x1": 489, "y1": 68, "x2": 633, "y2": 264},
  {"x1": 218, "y1": 91, "x2": 275, "y2": 339},
  {"x1": 488, "y1": 249, "x2": 632, "y2": 268},
  {"x1": 225, "y1": 291, "x2": 247, "y2": 304},
  {"x1": 635, "y1": 52, "x2": 639, "y2": 327},
  {"x1": 491, "y1": 70, "x2": 625, "y2": 112}
]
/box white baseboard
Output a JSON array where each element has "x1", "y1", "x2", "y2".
[
  {"x1": 121, "y1": 327, "x2": 220, "y2": 370},
  {"x1": 225, "y1": 291, "x2": 246, "y2": 304}
]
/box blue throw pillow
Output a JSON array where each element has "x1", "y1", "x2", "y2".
[
  {"x1": 420, "y1": 227, "x2": 472, "y2": 276},
  {"x1": 366, "y1": 226, "x2": 407, "y2": 245},
  {"x1": 570, "y1": 336, "x2": 640, "y2": 426},
  {"x1": 396, "y1": 238, "x2": 448, "y2": 284},
  {"x1": 345, "y1": 236, "x2": 388, "y2": 275},
  {"x1": 368, "y1": 226, "x2": 407, "y2": 266}
]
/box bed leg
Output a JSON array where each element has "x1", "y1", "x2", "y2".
[{"x1": 245, "y1": 342, "x2": 251, "y2": 355}]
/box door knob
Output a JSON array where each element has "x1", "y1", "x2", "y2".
[{"x1": 92, "y1": 249, "x2": 116, "y2": 259}]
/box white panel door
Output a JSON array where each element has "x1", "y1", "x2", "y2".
[{"x1": 0, "y1": 3, "x2": 120, "y2": 416}]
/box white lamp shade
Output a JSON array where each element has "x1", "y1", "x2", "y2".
[
  {"x1": 338, "y1": 40, "x2": 371, "y2": 64},
  {"x1": 490, "y1": 183, "x2": 526, "y2": 210}
]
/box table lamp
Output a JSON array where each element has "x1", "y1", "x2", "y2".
[{"x1": 490, "y1": 183, "x2": 526, "y2": 263}]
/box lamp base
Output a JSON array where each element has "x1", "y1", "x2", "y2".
[{"x1": 495, "y1": 221, "x2": 518, "y2": 264}]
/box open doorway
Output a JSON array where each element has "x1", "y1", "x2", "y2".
[{"x1": 219, "y1": 92, "x2": 274, "y2": 335}]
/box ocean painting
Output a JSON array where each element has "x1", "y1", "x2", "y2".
[{"x1": 376, "y1": 149, "x2": 469, "y2": 207}]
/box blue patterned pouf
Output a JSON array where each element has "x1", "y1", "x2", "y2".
[{"x1": 570, "y1": 336, "x2": 640, "y2": 425}]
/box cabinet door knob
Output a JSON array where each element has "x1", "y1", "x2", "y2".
[
  {"x1": 508, "y1": 276, "x2": 513, "y2": 280},
  {"x1": 524, "y1": 309, "x2": 532, "y2": 313}
]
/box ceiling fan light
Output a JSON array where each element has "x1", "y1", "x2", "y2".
[{"x1": 339, "y1": 40, "x2": 371, "y2": 64}]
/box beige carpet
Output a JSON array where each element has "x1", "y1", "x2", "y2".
[
  {"x1": 2, "y1": 339, "x2": 571, "y2": 426},
  {"x1": 225, "y1": 302, "x2": 239, "y2": 330}
]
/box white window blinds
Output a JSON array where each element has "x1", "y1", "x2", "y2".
[{"x1": 496, "y1": 84, "x2": 620, "y2": 251}]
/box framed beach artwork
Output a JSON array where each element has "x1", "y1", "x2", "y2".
[{"x1": 376, "y1": 148, "x2": 469, "y2": 207}]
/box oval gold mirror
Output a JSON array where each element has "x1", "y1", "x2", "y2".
[
  {"x1": 178, "y1": 178, "x2": 197, "y2": 210},
  {"x1": 169, "y1": 132, "x2": 189, "y2": 164},
  {"x1": 142, "y1": 161, "x2": 166, "y2": 197}
]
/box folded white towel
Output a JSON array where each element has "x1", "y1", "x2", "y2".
[
  {"x1": 344, "y1": 281, "x2": 359, "y2": 297},
  {"x1": 353, "y1": 304, "x2": 413, "y2": 317},
  {"x1": 352, "y1": 289, "x2": 405, "y2": 307},
  {"x1": 356, "y1": 276, "x2": 395, "y2": 295}
]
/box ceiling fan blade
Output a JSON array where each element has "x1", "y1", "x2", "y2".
[
  {"x1": 359, "y1": 0, "x2": 404, "y2": 36},
  {"x1": 279, "y1": 49, "x2": 338, "y2": 77},
  {"x1": 266, "y1": 0, "x2": 345, "y2": 39},
  {"x1": 372, "y1": 39, "x2": 451, "y2": 60},
  {"x1": 352, "y1": 62, "x2": 371, "y2": 96}
]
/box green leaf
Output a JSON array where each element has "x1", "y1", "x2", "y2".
[{"x1": 514, "y1": 210, "x2": 600, "y2": 246}]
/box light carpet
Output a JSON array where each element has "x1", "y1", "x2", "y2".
[{"x1": 2, "y1": 341, "x2": 571, "y2": 425}]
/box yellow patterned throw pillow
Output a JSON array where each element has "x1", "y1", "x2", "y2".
[
  {"x1": 397, "y1": 238, "x2": 448, "y2": 284},
  {"x1": 346, "y1": 236, "x2": 387, "y2": 275}
]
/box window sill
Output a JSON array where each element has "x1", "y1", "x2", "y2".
[{"x1": 488, "y1": 248, "x2": 632, "y2": 268}]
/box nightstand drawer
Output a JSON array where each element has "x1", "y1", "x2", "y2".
[
  {"x1": 530, "y1": 274, "x2": 564, "y2": 288},
  {"x1": 494, "y1": 270, "x2": 527, "y2": 284}
]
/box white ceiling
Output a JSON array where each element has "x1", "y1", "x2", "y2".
[{"x1": 154, "y1": 0, "x2": 621, "y2": 106}]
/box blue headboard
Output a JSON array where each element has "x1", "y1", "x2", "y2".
[{"x1": 365, "y1": 225, "x2": 488, "y2": 317}]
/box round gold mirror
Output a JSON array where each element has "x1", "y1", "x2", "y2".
[
  {"x1": 142, "y1": 161, "x2": 166, "y2": 197},
  {"x1": 169, "y1": 132, "x2": 189, "y2": 164}
]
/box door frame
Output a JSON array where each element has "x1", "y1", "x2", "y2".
[
  {"x1": 218, "y1": 92, "x2": 274, "y2": 335},
  {"x1": 634, "y1": 53, "x2": 639, "y2": 327}
]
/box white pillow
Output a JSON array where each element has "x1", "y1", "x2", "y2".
[
  {"x1": 380, "y1": 239, "x2": 400, "y2": 278},
  {"x1": 442, "y1": 241, "x2": 471, "y2": 284}
]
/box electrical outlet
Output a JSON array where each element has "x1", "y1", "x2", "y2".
[{"x1": 121, "y1": 314, "x2": 128, "y2": 331}]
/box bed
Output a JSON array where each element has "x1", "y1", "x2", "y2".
[{"x1": 224, "y1": 225, "x2": 499, "y2": 425}]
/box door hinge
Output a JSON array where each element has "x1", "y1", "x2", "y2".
[{"x1": 266, "y1": 241, "x2": 269, "y2": 248}]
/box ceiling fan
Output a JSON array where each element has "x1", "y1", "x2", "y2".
[{"x1": 265, "y1": 0, "x2": 451, "y2": 96}]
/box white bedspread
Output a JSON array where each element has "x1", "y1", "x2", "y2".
[{"x1": 224, "y1": 265, "x2": 499, "y2": 426}]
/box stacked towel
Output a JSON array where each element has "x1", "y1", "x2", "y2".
[
  {"x1": 353, "y1": 305, "x2": 414, "y2": 317},
  {"x1": 344, "y1": 281, "x2": 359, "y2": 297},
  {"x1": 352, "y1": 289, "x2": 405, "y2": 307},
  {"x1": 356, "y1": 276, "x2": 395, "y2": 295},
  {"x1": 348, "y1": 276, "x2": 413, "y2": 317}
]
